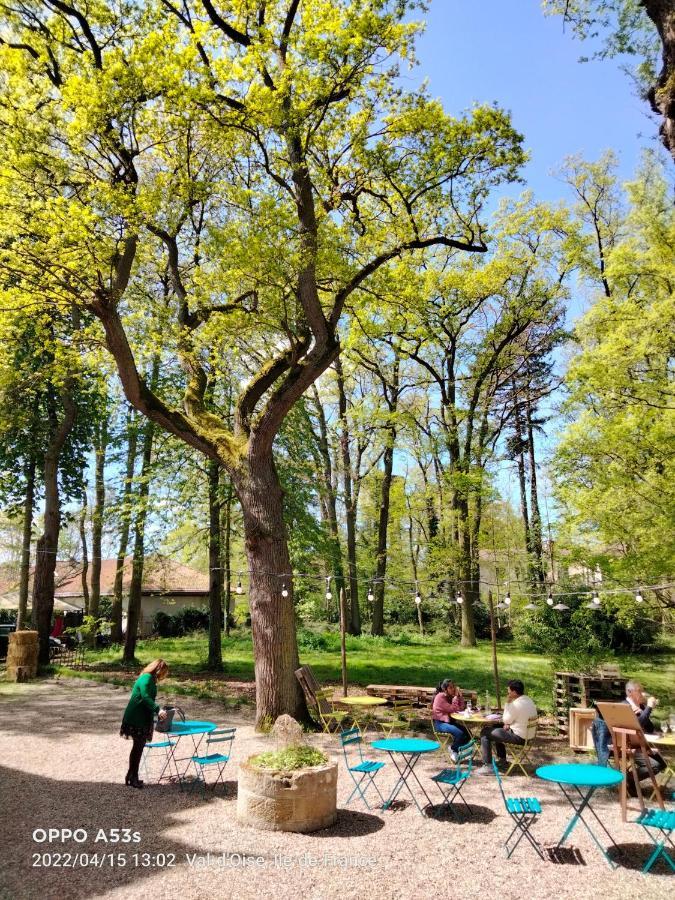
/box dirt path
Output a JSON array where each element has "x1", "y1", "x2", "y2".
[{"x1": 0, "y1": 678, "x2": 670, "y2": 900}]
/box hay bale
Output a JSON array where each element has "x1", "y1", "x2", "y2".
[{"x1": 10, "y1": 630, "x2": 39, "y2": 645}]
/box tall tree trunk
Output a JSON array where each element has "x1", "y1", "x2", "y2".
[
  {"x1": 16, "y1": 456, "x2": 36, "y2": 631},
  {"x1": 89, "y1": 417, "x2": 108, "y2": 627},
  {"x1": 526, "y1": 400, "x2": 545, "y2": 585},
  {"x1": 111, "y1": 411, "x2": 137, "y2": 643},
  {"x1": 336, "y1": 359, "x2": 361, "y2": 635},
  {"x1": 310, "y1": 386, "x2": 344, "y2": 620},
  {"x1": 233, "y1": 450, "x2": 308, "y2": 728},
  {"x1": 371, "y1": 428, "x2": 396, "y2": 636},
  {"x1": 222, "y1": 474, "x2": 233, "y2": 636},
  {"x1": 123, "y1": 412, "x2": 155, "y2": 665},
  {"x1": 32, "y1": 384, "x2": 77, "y2": 665},
  {"x1": 513, "y1": 397, "x2": 533, "y2": 570},
  {"x1": 457, "y1": 491, "x2": 477, "y2": 647},
  {"x1": 78, "y1": 487, "x2": 90, "y2": 615},
  {"x1": 207, "y1": 458, "x2": 223, "y2": 671}
]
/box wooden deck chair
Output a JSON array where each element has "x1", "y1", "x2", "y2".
[
  {"x1": 596, "y1": 701, "x2": 665, "y2": 821},
  {"x1": 504, "y1": 716, "x2": 538, "y2": 777}
]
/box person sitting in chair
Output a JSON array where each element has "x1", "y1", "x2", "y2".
[
  {"x1": 432, "y1": 679, "x2": 470, "y2": 761},
  {"x1": 476, "y1": 679, "x2": 537, "y2": 775},
  {"x1": 623, "y1": 680, "x2": 666, "y2": 793}
]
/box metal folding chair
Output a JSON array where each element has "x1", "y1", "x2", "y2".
[
  {"x1": 430, "y1": 740, "x2": 475, "y2": 816},
  {"x1": 503, "y1": 716, "x2": 538, "y2": 777},
  {"x1": 314, "y1": 689, "x2": 350, "y2": 734},
  {"x1": 340, "y1": 727, "x2": 385, "y2": 810},
  {"x1": 431, "y1": 719, "x2": 452, "y2": 757},
  {"x1": 190, "y1": 727, "x2": 236, "y2": 797},
  {"x1": 635, "y1": 808, "x2": 675, "y2": 873},
  {"x1": 493, "y1": 759, "x2": 544, "y2": 859},
  {"x1": 141, "y1": 737, "x2": 178, "y2": 783},
  {"x1": 379, "y1": 701, "x2": 414, "y2": 737}
]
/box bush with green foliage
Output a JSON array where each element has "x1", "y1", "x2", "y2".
[
  {"x1": 152, "y1": 607, "x2": 210, "y2": 637},
  {"x1": 0, "y1": 609, "x2": 17, "y2": 624},
  {"x1": 512, "y1": 594, "x2": 659, "y2": 655}
]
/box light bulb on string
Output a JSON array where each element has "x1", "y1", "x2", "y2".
[
  {"x1": 325, "y1": 576, "x2": 332, "y2": 601},
  {"x1": 635, "y1": 590, "x2": 644, "y2": 603},
  {"x1": 546, "y1": 592, "x2": 554, "y2": 606},
  {"x1": 235, "y1": 574, "x2": 243, "y2": 595},
  {"x1": 504, "y1": 592, "x2": 512, "y2": 606},
  {"x1": 456, "y1": 591, "x2": 463, "y2": 605},
  {"x1": 281, "y1": 583, "x2": 289, "y2": 598},
  {"x1": 592, "y1": 590, "x2": 600, "y2": 604},
  {"x1": 367, "y1": 583, "x2": 374, "y2": 603}
]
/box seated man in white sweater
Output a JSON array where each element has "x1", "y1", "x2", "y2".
[{"x1": 476, "y1": 679, "x2": 537, "y2": 775}]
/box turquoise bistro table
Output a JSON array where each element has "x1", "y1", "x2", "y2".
[
  {"x1": 536, "y1": 763, "x2": 623, "y2": 867},
  {"x1": 371, "y1": 737, "x2": 439, "y2": 814},
  {"x1": 162, "y1": 720, "x2": 217, "y2": 787}
]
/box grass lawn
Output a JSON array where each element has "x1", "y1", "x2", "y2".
[{"x1": 80, "y1": 631, "x2": 675, "y2": 713}]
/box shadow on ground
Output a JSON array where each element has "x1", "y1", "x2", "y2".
[{"x1": 0, "y1": 763, "x2": 254, "y2": 900}]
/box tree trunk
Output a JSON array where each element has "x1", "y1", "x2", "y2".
[
  {"x1": 78, "y1": 488, "x2": 90, "y2": 616},
  {"x1": 90, "y1": 417, "x2": 108, "y2": 626},
  {"x1": 222, "y1": 474, "x2": 233, "y2": 636},
  {"x1": 207, "y1": 457, "x2": 223, "y2": 671},
  {"x1": 371, "y1": 429, "x2": 395, "y2": 636},
  {"x1": 31, "y1": 385, "x2": 77, "y2": 665},
  {"x1": 234, "y1": 449, "x2": 308, "y2": 728},
  {"x1": 111, "y1": 411, "x2": 138, "y2": 643},
  {"x1": 457, "y1": 493, "x2": 477, "y2": 647},
  {"x1": 336, "y1": 359, "x2": 360, "y2": 635},
  {"x1": 526, "y1": 400, "x2": 545, "y2": 585},
  {"x1": 123, "y1": 414, "x2": 155, "y2": 665},
  {"x1": 16, "y1": 456, "x2": 36, "y2": 631},
  {"x1": 310, "y1": 386, "x2": 344, "y2": 621},
  {"x1": 643, "y1": 0, "x2": 675, "y2": 162}
]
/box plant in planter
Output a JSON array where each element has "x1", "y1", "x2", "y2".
[{"x1": 237, "y1": 715, "x2": 338, "y2": 833}]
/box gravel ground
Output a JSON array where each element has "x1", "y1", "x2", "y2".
[{"x1": 0, "y1": 678, "x2": 671, "y2": 900}]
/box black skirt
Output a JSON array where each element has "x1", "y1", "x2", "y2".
[{"x1": 120, "y1": 720, "x2": 154, "y2": 741}]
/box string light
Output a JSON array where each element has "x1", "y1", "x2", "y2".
[
  {"x1": 235, "y1": 575, "x2": 243, "y2": 595},
  {"x1": 456, "y1": 591, "x2": 463, "y2": 605},
  {"x1": 546, "y1": 592, "x2": 554, "y2": 606},
  {"x1": 281, "y1": 583, "x2": 289, "y2": 598},
  {"x1": 325, "y1": 576, "x2": 332, "y2": 601},
  {"x1": 414, "y1": 593, "x2": 422, "y2": 606},
  {"x1": 635, "y1": 591, "x2": 644, "y2": 603},
  {"x1": 504, "y1": 592, "x2": 512, "y2": 606},
  {"x1": 367, "y1": 584, "x2": 375, "y2": 603}
]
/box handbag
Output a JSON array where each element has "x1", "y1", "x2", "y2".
[{"x1": 155, "y1": 705, "x2": 186, "y2": 733}]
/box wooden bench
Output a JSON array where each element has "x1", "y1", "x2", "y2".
[{"x1": 365, "y1": 684, "x2": 478, "y2": 709}]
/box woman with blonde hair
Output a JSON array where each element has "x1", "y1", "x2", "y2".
[{"x1": 120, "y1": 659, "x2": 169, "y2": 788}]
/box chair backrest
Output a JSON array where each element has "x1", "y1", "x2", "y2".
[
  {"x1": 314, "y1": 688, "x2": 336, "y2": 716},
  {"x1": 492, "y1": 758, "x2": 508, "y2": 805},
  {"x1": 455, "y1": 739, "x2": 475, "y2": 775},
  {"x1": 525, "y1": 716, "x2": 538, "y2": 742},
  {"x1": 295, "y1": 664, "x2": 322, "y2": 697},
  {"x1": 207, "y1": 726, "x2": 236, "y2": 748},
  {"x1": 339, "y1": 727, "x2": 362, "y2": 762},
  {"x1": 392, "y1": 700, "x2": 414, "y2": 716}
]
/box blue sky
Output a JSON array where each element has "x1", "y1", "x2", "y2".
[{"x1": 410, "y1": 0, "x2": 656, "y2": 200}]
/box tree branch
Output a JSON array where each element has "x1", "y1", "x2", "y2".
[{"x1": 329, "y1": 235, "x2": 487, "y2": 328}]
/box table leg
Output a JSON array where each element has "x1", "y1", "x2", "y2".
[
  {"x1": 382, "y1": 753, "x2": 434, "y2": 815},
  {"x1": 167, "y1": 732, "x2": 208, "y2": 789},
  {"x1": 557, "y1": 784, "x2": 619, "y2": 868}
]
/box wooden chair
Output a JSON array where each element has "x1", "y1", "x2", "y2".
[
  {"x1": 596, "y1": 701, "x2": 665, "y2": 821},
  {"x1": 504, "y1": 715, "x2": 538, "y2": 777}
]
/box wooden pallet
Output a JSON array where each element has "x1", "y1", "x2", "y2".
[{"x1": 555, "y1": 672, "x2": 624, "y2": 733}]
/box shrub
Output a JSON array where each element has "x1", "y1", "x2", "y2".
[
  {"x1": 151, "y1": 607, "x2": 209, "y2": 637},
  {"x1": 152, "y1": 611, "x2": 179, "y2": 637},
  {"x1": 296, "y1": 628, "x2": 330, "y2": 651},
  {"x1": 249, "y1": 746, "x2": 328, "y2": 772}
]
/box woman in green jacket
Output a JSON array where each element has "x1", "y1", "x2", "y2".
[{"x1": 120, "y1": 659, "x2": 169, "y2": 788}]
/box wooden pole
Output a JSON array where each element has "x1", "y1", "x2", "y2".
[
  {"x1": 339, "y1": 587, "x2": 348, "y2": 697},
  {"x1": 488, "y1": 590, "x2": 501, "y2": 708}
]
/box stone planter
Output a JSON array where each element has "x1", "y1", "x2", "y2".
[{"x1": 236, "y1": 758, "x2": 338, "y2": 833}]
